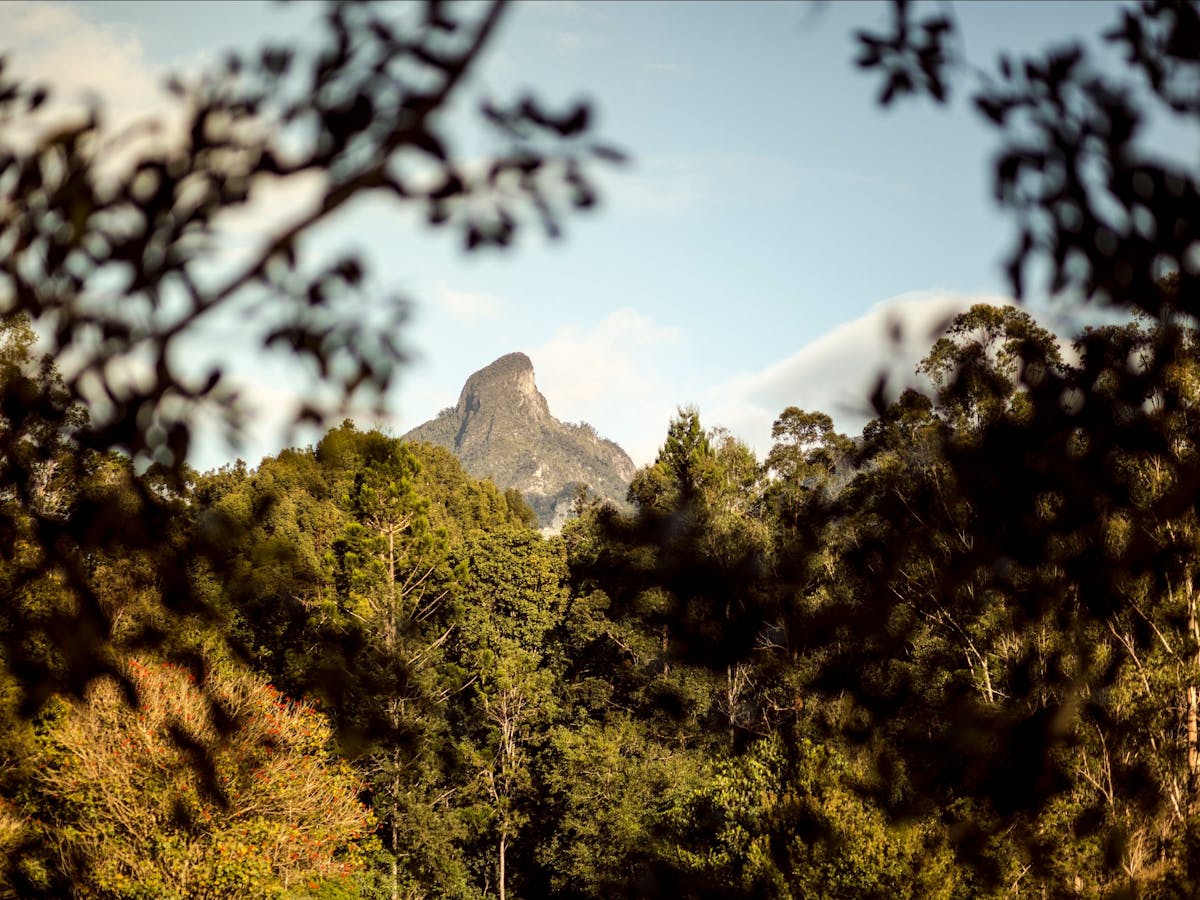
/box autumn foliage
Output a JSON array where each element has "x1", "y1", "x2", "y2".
[{"x1": 21, "y1": 658, "x2": 371, "y2": 898}]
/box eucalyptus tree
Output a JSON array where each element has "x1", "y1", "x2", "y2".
[{"x1": 446, "y1": 527, "x2": 569, "y2": 900}]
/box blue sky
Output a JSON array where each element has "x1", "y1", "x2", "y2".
[{"x1": 1, "y1": 1, "x2": 1179, "y2": 468}]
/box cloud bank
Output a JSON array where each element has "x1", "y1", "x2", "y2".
[
  {"x1": 705, "y1": 291, "x2": 1016, "y2": 458},
  {"x1": 0, "y1": 1, "x2": 189, "y2": 163},
  {"x1": 530, "y1": 308, "x2": 685, "y2": 466},
  {"x1": 0, "y1": 3, "x2": 161, "y2": 117}
]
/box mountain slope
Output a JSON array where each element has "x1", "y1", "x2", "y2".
[{"x1": 403, "y1": 352, "x2": 635, "y2": 530}]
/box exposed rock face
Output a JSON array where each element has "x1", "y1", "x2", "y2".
[{"x1": 402, "y1": 352, "x2": 635, "y2": 531}]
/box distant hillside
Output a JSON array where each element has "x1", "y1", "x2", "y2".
[{"x1": 402, "y1": 352, "x2": 636, "y2": 531}]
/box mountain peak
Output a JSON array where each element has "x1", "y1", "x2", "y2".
[
  {"x1": 456, "y1": 352, "x2": 545, "y2": 423},
  {"x1": 453, "y1": 352, "x2": 552, "y2": 448},
  {"x1": 476, "y1": 351, "x2": 533, "y2": 376},
  {"x1": 404, "y1": 352, "x2": 635, "y2": 531}
]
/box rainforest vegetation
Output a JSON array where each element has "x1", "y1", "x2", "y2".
[
  {"x1": 1, "y1": 0, "x2": 1199, "y2": 896},
  {"x1": 4, "y1": 297, "x2": 1200, "y2": 898}
]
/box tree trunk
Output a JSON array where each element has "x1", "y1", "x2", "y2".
[
  {"x1": 726, "y1": 663, "x2": 736, "y2": 740},
  {"x1": 1189, "y1": 686, "x2": 1198, "y2": 806},
  {"x1": 1188, "y1": 572, "x2": 1199, "y2": 814},
  {"x1": 498, "y1": 830, "x2": 507, "y2": 900},
  {"x1": 387, "y1": 527, "x2": 397, "y2": 652},
  {"x1": 980, "y1": 655, "x2": 994, "y2": 705},
  {"x1": 390, "y1": 797, "x2": 400, "y2": 900}
]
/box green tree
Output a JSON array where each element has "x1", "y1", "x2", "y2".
[
  {"x1": 657, "y1": 734, "x2": 960, "y2": 900},
  {"x1": 628, "y1": 406, "x2": 713, "y2": 511},
  {"x1": 534, "y1": 715, "x2": 706, "y2": 898},
  {"x1": 917, "y1": 303, "x2": 1064, "y2": 434},
  {"x1": 336, "y1": 433, "x2": 453, "y2": 900},
  {"x1": 764, "y1": 407, "x2": 852, "y2": 538},
  {"x1": 448, "y1": 528, "x2": 569, "y2": 900},
  {"x1": 1033, "y1": 310, "x2": 1200, "y2": 892},
  {"x1": 765, "y1": 408, "x2": 848, "y2": 483}
]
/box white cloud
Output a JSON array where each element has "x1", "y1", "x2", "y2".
[
  {"x1": 187, "y1": 368, "x2": 409, "y2": 472},
  {"x1": 437, "y1": 286, "x2": 504, "y2": 323},
  {"x1": 0, "y1": 3, "x2": 155, "y2": 110},
  {"x1": 0, "y1": 2, "x2": 319, "y2": 243},
  {"x1": 551, "y1": 31, "x2": 582, "y2": 51},
  {"x1": 530, "y1": 308, "x2": 686, "y2": 466},
  {"x1": 794, "y1": 165, "x2": 921, "y2": 201},
  {"x1": 524, "y1": 1, "x2": 609, "y2": 23},
  {"x1": 0, "y1": 2, "x2": 185, "y2": 159},
  {"x1": 704, "y1": 291, "x2": 1017, "y2": 458},
  {"x1": 602, "y1": 156, "x2": 710, "y2": 216},
  {"x1": 645, "y1": 61, "x2": 691, "y2": 78},
  {"x1": 206, "y1": 171, "x2": 330, "y2": 270},
  {"x1": 602, "y1": 152, "x2": 795, "y2": 216}
]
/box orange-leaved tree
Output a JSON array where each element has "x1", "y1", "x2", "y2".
[{"x1": 17, "y1": 657, "x2": 371, "y2": 898}]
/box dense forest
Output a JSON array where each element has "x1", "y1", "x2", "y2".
[
  {"x1": 1, "y1": 0, "x2": 1199, "y2": 896},
  {"x1": 3, "y1": 298, "x2": 1200, "y2": 897}
]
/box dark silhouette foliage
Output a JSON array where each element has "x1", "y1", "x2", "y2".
[
  {"x1": 0, "y1": 0, "x2": 617, "y2": 713},
  {"x1": 570, "y1": 0, "x2": 1200, "y2": 892}
]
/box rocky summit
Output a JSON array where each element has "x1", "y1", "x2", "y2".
[{"x1": 402, "y1": 352, "x2": 636, "y2": 531}]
